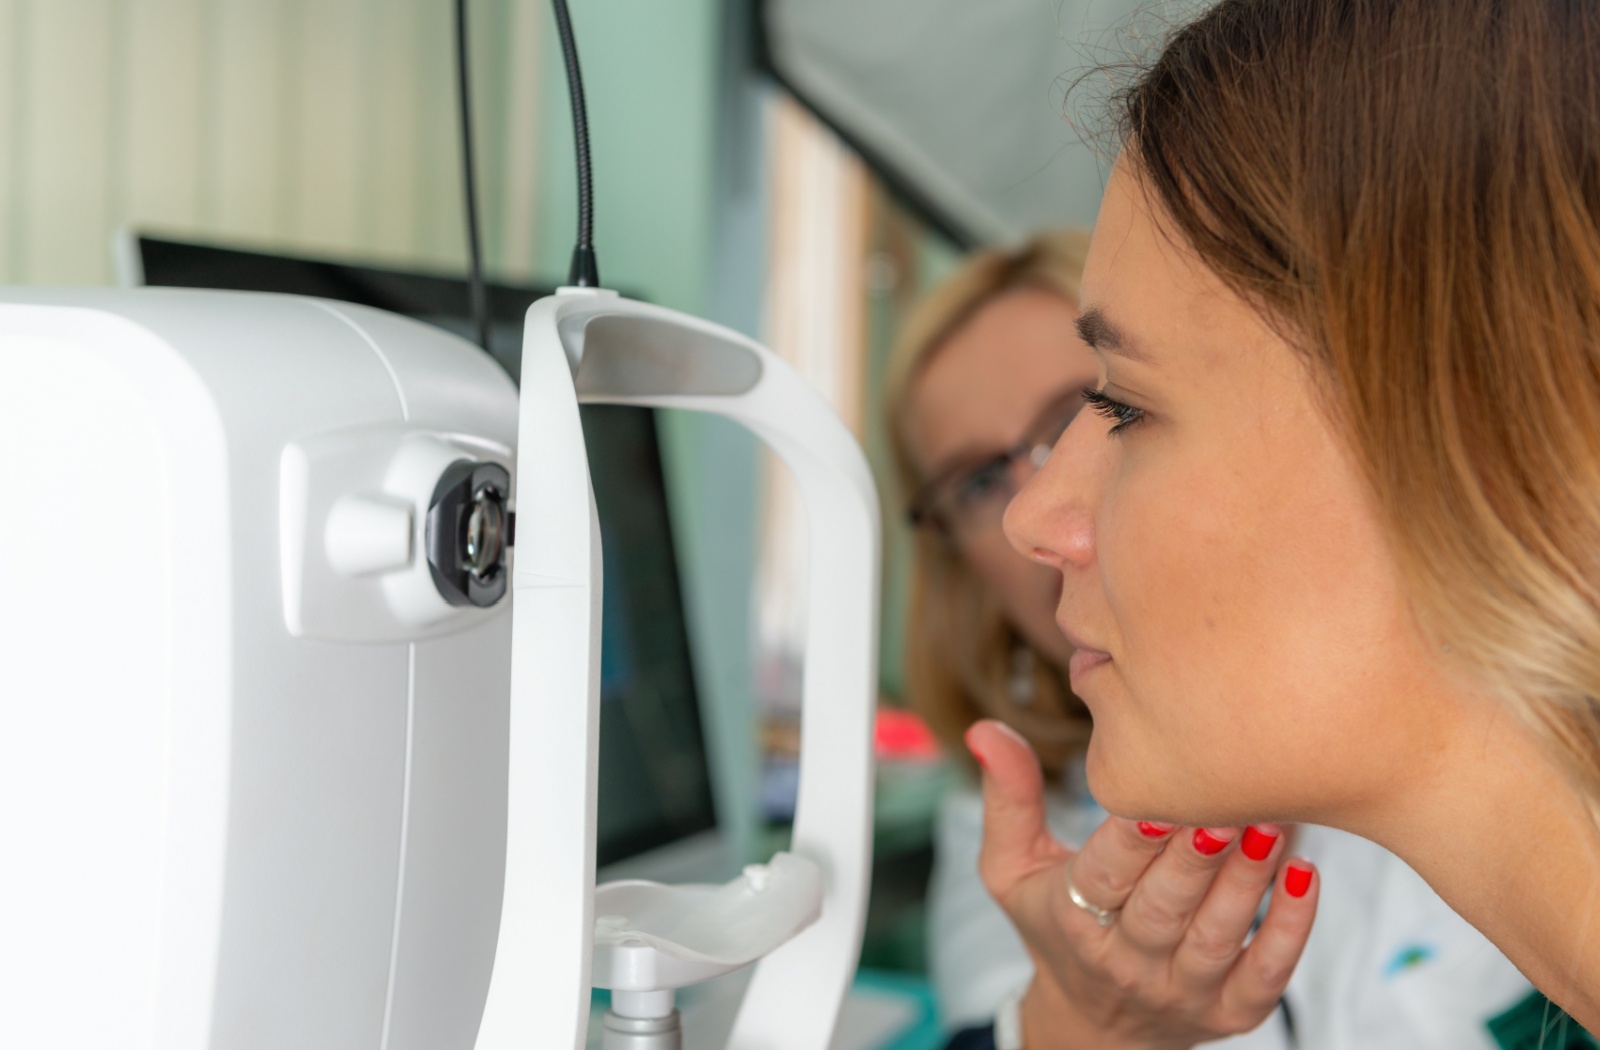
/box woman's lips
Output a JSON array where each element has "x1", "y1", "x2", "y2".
[{"x1": 1068, "y1": 647, "x2": 1111, "y2": 684}]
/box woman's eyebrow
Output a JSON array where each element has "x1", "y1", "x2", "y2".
[{"x1": 1076, "y1": 306, "x2": 1149, "y2": 363}]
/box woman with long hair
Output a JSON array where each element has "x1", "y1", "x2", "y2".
[
  {"x1": 893, "y1": 231, "x2": 1531, "y2": 1049},
  {"x1": 974, "y1": 0, "x2": 1600, "y2": 1039}
]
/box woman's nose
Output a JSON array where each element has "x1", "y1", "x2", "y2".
[{"x1": 1003, "y1": 410, "x2": 1103, "y2": 570}]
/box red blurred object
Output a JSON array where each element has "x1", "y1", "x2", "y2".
[{"x1": 874, "y1": 707, "x2": 943, "y2": 762}]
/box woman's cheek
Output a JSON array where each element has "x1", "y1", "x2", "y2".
[
  {"x1": 1102, "y1": 457, "x2": 1214, "y2": 651},
  {"x1": 1096, "y1": 476, "x2": 1198, "y2": 746},
  {"x1": 1101, "y1": 457, "x2": 1263, "y2": 753}
]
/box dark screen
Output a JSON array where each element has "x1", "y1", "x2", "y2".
[
  {"x1": 583, "y1": 405, "x2": 718, "y2": 861},
  {"x1": 136, "y1": 234, "x2": 718, "y2": 866}
]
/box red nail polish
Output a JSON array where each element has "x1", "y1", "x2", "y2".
[
  {"x1": 1138, "y1": 821, "x2": 1174, "y2": 838},
  {"x1": 1193, "y1": 828, "x2": 1232, "y2": 856},
  {"x1": 1241, "y1": 826, "x2": 1279, "y2": 862},
  {"x1": 1285, "y1": 864, "x2": 1313, "y2": 898}
]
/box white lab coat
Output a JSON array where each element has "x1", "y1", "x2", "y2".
[{"x1": 928, "y1": 776, "x2": 1534, "y2": 1048}]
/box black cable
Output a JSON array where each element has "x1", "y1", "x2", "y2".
[
  {"x1": 550, "y1": 0, "x2": 599, "y2": 287},
  {"x1": 454, "y1": 0, "x2": 493, "y2": 351}
]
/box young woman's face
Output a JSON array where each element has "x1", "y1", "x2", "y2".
[
  {"x1": 1004, "y1": 166, "x2": 1459, "y2": 828},
  {"x1": 905, "y1": 287, "x2": 1098, "y2": 671}
]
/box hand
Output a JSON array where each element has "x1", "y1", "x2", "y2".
[{"x1": 966, "y1": 720, "x2": 1319, "y2": 1050}]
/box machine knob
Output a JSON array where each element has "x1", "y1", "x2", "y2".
[{"x1": 324, "y1": 495, "x2": 413, "y2": 577}]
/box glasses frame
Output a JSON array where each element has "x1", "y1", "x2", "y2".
[{"x1": 905, "y1": 387, "x2": 1086, "y2": 536}]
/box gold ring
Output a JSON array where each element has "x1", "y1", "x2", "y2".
[{"x1": 1064, "y1": 862, "x2": 1119, "y2": 928}]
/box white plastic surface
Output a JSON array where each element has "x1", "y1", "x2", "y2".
[
  {"x1": 592, "y1": 852, "x2": 824, "y2": 992},
  {"x1": 0, "y1": 286, "x2": 876, "y2": 1050},
  {"x1": 325, "y1": 494, "x2": 414, "y2": 577},
  {"x1": 611, "y1": 990, "x2": 677, "y2": 1021},
  {"x1": 0, "y1": 307, "x2": 231, "y2": 1050},
  {"x1": 474, "y1": 291, "x2": 608, "y2": 1050},
  {"x1": 281, "y1": 425, "x2": 512, "y2": 641},
  {"x1": 0, "y1": 289, "x2": 518, "y2": 1050},
  {"x1": 478, "y1": 290, "x2": 880, "y2": 1050}
]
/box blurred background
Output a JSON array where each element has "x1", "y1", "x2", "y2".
[{"x1": 0, "y1": 0, "x2": 1144, "y2": 1040}]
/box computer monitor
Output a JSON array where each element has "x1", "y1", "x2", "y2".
[{"x1": 124, "y1": 233, "x2": 720, "y2": 871}]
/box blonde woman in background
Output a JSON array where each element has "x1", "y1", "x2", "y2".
[{"x1": 890, "y1": 231, "x2": 1535, "y2": 1050}]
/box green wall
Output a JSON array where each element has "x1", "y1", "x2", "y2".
[{"x1": 531, "y1": 1, "x2": 717, "y2": 313}]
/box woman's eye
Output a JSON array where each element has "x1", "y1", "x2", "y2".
[{"x1": 1082, "y1": 387, "x2": 1146, "y2": 436}]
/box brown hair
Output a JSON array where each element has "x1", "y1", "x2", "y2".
[
  {"x1": 1115, "y1": 0, "x2": 1600, "y2": 810},
  {"x1": 885, "y1": 230, "x2": 1094, "y2": 778}
]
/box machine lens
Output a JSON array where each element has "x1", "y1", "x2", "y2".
[
  {"x1": 464, "y1": 485, "x2": 506, "y2": 581},
  {"x1": 426, "y1": 459, "x2": 511, "y2": 608}
]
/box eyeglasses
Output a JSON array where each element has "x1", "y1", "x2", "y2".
[{"x1": 907, "y1": 392, "x2": 1083, "y2": 538}]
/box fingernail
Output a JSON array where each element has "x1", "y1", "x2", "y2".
[
  {"x1": 989, "y1": 720, "x2": 1032, "y2": 748},
  {"x1": 1240, "y1": 825, "x2": 1279, "y2": 862},
  {"x1": 1192, "y1": 828, "x2": 1234, "y2": 856},
  {"x1": 964, "y1": 726, "x2": 989, "y2": 772},
  {"x1": 1285, "y1": 863, "x2": 1313, "y2": 898},
  {"x1": 1137, "y1": 821, "x2": 1175, "y2": 838}
]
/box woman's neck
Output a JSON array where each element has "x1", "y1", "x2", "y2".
[{"x1": 1352, "y1": 700, "x2": 1600, "y2": 1031}]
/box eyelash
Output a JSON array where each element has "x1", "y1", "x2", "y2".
[{"x1": 1081, "y1": 387, "x2": 1146, "y2": 436}]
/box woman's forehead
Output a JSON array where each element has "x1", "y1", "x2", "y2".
[
  {"x1": 1081, "y1": 168, "x2": 1277, "y2": 378},
  {"x1": 906, "y1": 291, "x2": 1092, "y2": 468}
]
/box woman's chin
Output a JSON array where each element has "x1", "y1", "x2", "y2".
[
  {"x1": 1083, "y1": 733, "x2": 1237, "y2": 826},
  {"x1": 1083, "y1": 734, "x2": 1165, "y2": 819}
]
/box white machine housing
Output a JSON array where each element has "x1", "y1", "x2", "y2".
[
  {"x1": 482, "y1": 289, "x2": 881, "y2": 1050},
  {"x1": 0, "y1": 287, "x2": 880, "y2": 1050},
  {"x1": 0, "y1": 289, "x2": 518, "y2": 1050}
]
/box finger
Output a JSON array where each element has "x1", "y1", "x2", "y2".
[
  {"x1": 1114, "y1": 825, "x2": 1244, "y2": 953},
  {"x1": 1170, "y1": 824, "x2": 1285, "y2": 986},
  {"x1": 1056, "y1": 813, "x2": 1179, "y2": 921},
  {"x1": 966, "y1": 720, "x2": 1069, "y2": 895},
  {"x1": 1219, "y1": 858, "x2": 1319, "y2": 1027}
]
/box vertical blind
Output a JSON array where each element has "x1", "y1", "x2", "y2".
[
  {"x1": 754, "y1": 93, "x2": 871, "y2": 714},
  {"x1": 0, "y1": 0, "x2": 545, "y2": 286}
]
